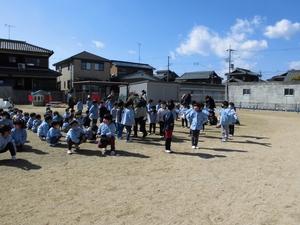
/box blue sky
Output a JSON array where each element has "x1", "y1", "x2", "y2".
[{"x1": 1, "y1": 0, "x2": 300, "y2": 78}]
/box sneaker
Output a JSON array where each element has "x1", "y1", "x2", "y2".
[
  {"x1": 195, "y1": 146, "x2": 199, "y2": 149},
  {"x1": 192, "y1": 146, "x2": 196, "y2": 149},
  {"x1": 164, "y1": 149, "x2": 172, "y2": 153},
  {"x1": 222, "y1": 138, "x2": 227, "y2": 142},
  {"x1": 11, "y1": 155, "x2": 17, "y2": 161},
  {"x1": 67, "y1": 150, "x2": 72, "y2": 154}
]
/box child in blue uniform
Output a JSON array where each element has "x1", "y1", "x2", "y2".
[
  {"x1": 148, "y1": 106, "x2": 157, "y2": 135},
  {"x1": 11, "y1": 119, "x2": 27, "y2": 151},
  {"x1": 0, "y1": 125, "x2": 17, "y2": 160},
  {"x1": 26, "y1": 112, "x2": 36, "y2": 130},
  {"x1": 121, "y1": 101, "x2": 135, "y2": 142},
  {"x1": 217, "y1": 101, "x2": 235, "y2": 142},
  {"x1": 66, "y1": 120, "x2": 85, "y2": 154},
  {"x1": 37, "y1": 115, "x2": 52, "y2": 140},
  {"x1": 89, "y1": 100, "x2": 99, "y2": 125},
  {"x1": 32, "y1": 114, "x2": 42, "y2": 133},
  {"x1": 97, "y1": 114, "x2": 116, "y2": 156},
  {"x1": 47, "y1": 121, "x2": 62, "y2": 146},
  {"x1": 186, "y1": 102, "x2": 208, "y2": 149}
]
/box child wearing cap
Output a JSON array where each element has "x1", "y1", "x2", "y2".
[
  {"x1": 11, "y1": 119, "x2": 27, "y2": 151},
  {"x1": 66, "y1": 120, "x2": 85, "y2": 154},
  {"x1": 0, "y1": 125, "x2": 17, "y2": 160},
  {"x1": 47, "y1": 121, "x2": 62, "y2": 147}
]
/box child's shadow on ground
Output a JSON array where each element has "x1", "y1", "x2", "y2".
[
  {"x1": 74, "y1": 149, "x2": 150, "y2": 158},
  {"x1": 0, "y1": 159, "x2": 42, "y2": 171},
  {"x1": 21, "y1": 145, "x2": 49, "y2": 155},
  {"x1": 172, "y1": 151, "x2": 226, "y2": 159}
]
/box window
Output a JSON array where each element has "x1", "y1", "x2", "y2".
[
  {"x1": 95, "y1": 63, "x2": 104, "y2": 71},
  {"x1": 25, "y1": 58, "x2": 40, "y2": 66},
  {"x1": 243, "y1": 89, "x2": 251, "y2": 95},
  {"x1": 81, "y1": 61, "x2": 91, "y2": 70},
  {"x1": 9, "y1": 56, "x2": 16, "y2": 63},
  {"x1": 284, "y1": 88, "x2": 294, "y2": 96}
]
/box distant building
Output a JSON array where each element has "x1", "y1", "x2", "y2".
[
  {"x1": 268, "y1": 70, "x2": 300, "y2": 82},
  {"x1": 176, "y1": 71, "x2": 222, "y2": 84},
  {"x1": 0, "y1": 38, "x2": 60, "y2": 91},
  {"x1": 53, "y1": 51, "x2": 111, "y2": 91},
  {"x1": 154, "y1": 70, "x2": 178, "y2": 82},
  {"x1": 0, "y1": 38, "x2": 60, "y2": 103},
  {"x1": 226, "y1": 68, "x2": 261, "y2": 82},
  {"x1": 110, "y1": 60, "x2": 155, "y2": 77}
]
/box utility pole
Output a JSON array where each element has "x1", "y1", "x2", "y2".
[
  {"x1": 167, "y1": 55, "x2": 170, "y2": 82},
  {"x1": 226, "y1": 46, "x2": 235, "y2": 101},
  {"x1": 138, "y1": 42, "x2": 141, "y2": 63},
  {"x1": 4, "y1": 24, "x2": 15, "y2": 39}
]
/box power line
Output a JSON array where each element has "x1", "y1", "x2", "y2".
[{"x1": 4, "y1": 24, "x2": 15, "y2": 39}]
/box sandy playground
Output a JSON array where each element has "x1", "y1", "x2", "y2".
[{"x1": 0, "y1": 105, "x2": 300, "y2": 225}]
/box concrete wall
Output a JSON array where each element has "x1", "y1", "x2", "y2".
[
  {"x1": 57, "y1": 63, "x2": 72, "y2": 91},
  {"x1": 229, "y1": 82, "x2": 300, "y2": 111},
  {"x1": 119, "y1": 81, "x2": 225, "y2": 104}
]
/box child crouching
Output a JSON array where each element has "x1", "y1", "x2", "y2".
[
  {"x1": 11, "y1": 119, "x2": 27, "y2": 151},
  {"x1": 0, "y1": 125, "x2": 17, "y2": 160},
  {"x1": 46, "y1": 121, "x2": 62, "y2": 147},
  {"x1": 66, "y1": 120, "x2": 85, "y2": 154},
  {"x1": 97, "y1": 114, "x2": 116, "y2": 156}
]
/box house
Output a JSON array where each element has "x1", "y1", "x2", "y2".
[
  {"x1": 226, "y1": 68, "x2": 261, "y2": 82},
  {"x1": 53, "y1": 51, "x2": 111, "y2": 91},
  {"x1": 110, "y1": 60, "x2": 155, "y2": 77},
  {"x1": 268, "y1": 70, "x2": 300, "y2": 82},
  {"x1": 154, "y1": 70, "x2": 178, "y2": 82},
  {"x1": 111, "y1": 71, "x2": 159, "y2": 83},
  {"x1": 0, "y1": 38, "x2": 60, "y2": 103},
  {"x1": 176, "y1": 71, "x2": 222, "y2": 84}
]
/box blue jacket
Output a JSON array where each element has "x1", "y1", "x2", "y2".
[
  {"x1": 110, "y1": 107, "x2": 117, "y2": 120},
  {"x1": 163, "y1": 111, "x2": 174, "y2": 131},
  {"x1": 66, "y1": 126, "x2": 84, "y2": 143},
  {"x1": 121, "y1": 108, "x2": 135, "y2": 126},
  {"x1": 37, "y1": 121, "x2": 50, "y2": 137},
  {"x1": 11, "y1": 128, "x2": 27, "y2": 145},
  {"x1": 185, "y1": 108, "x2": 194, "y2": 124},
  {"x1": 32, "y1": 119, "x2": 42, "y2": 133},
  {"x1": 97, "y1": 122, "x2": 116, "y2": 137},
  {"x1": 47, "y1": 127, "x2": 62, "y2": 140},
  {"x1": 187, "y1": 110, "x2": 208, "y2": 130},
  {"x1": 26, "y1": 117, "x2": 35, "y2": 129},
  {"x1": 86, "y1": 100, "x2": 93, "y2": 110},
  {"x1": 219, "y1": 108, "x2": 235, "y2": 126},
  {"x1": 148, "y1": 111, "x2": 157, "y2": 123},
  {"x1": 63, "y1": 112, "x2": 70, "y2": 119},
  {"x1": 76, "y1": 101, "x2": 84, "y2": 111},
  {"x1": 53, "y1": 115, "x2": 63, "y2": 123},
  {"x1": 0, "y1": 118, "x2": 13, "y2": 129},
  {"x1": 0, "y1": 134, "x2": 15, "y2": 151},
  {"x1": 89, "y1": 104, "x2": 99, "y2": 120}
]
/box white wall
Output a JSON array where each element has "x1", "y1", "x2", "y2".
[{"x1": 229, "y1": 82, "x2": 300, "y2": 110}]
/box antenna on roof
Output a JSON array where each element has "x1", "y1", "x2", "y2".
[
  {"x1": 137, "y1": 42, "x2": 141, "y2": 63},
  {"x1": 4, "y1": 24, "x2": 15, "y2": 39}
]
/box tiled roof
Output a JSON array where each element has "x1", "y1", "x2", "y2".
[
  {"x1": 177, "y1": 71, "x2": 220, "y2": 80},
  {"x1": 0, "y1": 38, "x2": 53, "y2": 55},
  {"x1": 53, "y1": 51, "x2": 110, "y2": 66},
  {"x1": 111, "y1": 60, "x2": 155, "y2": 70}
]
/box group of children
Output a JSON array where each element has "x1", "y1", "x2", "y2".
[{"x1": 0, "y1": 97, "x2": 238, "y2": 160}]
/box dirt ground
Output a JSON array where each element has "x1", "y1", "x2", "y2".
[{"x1": 0, "y1": 105, "x2": 300, "y2": 225}]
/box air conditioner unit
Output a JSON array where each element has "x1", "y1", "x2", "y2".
[{"x1": 18, "y1": 63, "x2": 26, "y2": 70}]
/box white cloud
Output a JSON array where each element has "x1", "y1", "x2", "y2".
[
  {"x1": 92, "y1": 40, "x2": 105, "y2": 49},
  {"x1": 264, "y1": 19, "x2": 300, "y2": 39},
  {"x1": 128, "y1": 50, "x2": 136, "y2": 54},
  {"x1": 289, "y1": 60, "x2": 300, "y2": 69},
  {"x1": 176, "y1": 16, "x2": 267, "y2": 73}
]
